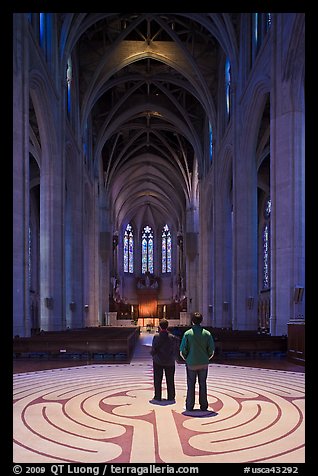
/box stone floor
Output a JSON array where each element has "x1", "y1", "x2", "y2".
[{"x1": 13, "y1": 331, "x2": 305, "y2": 464}]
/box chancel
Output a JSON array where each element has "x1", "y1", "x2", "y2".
[{"x1": 13, "y1": 12, "x2": 305, "y2": 464}]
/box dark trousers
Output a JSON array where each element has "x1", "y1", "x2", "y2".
[
  {"x1": 185, "y1": 366, "x2": 209, "y2": 410},
  {"x1": 153, "y1": 363, "x2": 175, "y2": 400}
]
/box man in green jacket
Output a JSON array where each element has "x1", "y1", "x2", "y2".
[{"x1": 180, "y1": 312, "x2": 215, "y2": 411}]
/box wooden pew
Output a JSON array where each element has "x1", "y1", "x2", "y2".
[
  {"x1": 13, "y1": 327, "x2": 140, "y2": 362},
  {"x1": 171, "y1": 326, "x2": 287, "y2": 361}
]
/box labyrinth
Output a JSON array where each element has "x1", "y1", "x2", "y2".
[{"x1": 13, "y1": 363, "x2": 305, "y2": 464}]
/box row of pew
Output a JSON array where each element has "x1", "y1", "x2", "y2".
[
  {"x1": 171, "y1": 327, "x2": 287, "y2": 360},
  {"x1": 13, "y1": 326, "x2": 140, "y2": 363},
  {"x1": 13, "y1": 325, "x2": 288, "y2": 363}
]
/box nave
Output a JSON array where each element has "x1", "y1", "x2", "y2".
[{"x1": 13, "y1": 331, "x2": 305, "y2": 464}]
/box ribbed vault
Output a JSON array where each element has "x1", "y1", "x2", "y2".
[{"x1": 65, "y1": 13, "x2": 240, "y2": 232}]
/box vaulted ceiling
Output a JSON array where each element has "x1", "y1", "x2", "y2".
[{"x1": 65, "y1": 13, "x2": 240, "y2": 232}]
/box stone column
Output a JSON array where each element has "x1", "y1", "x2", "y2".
[
  {"x1": 185, "y1": 203, "x2": 199, "y2": 314},
  {"x1": 198, "y1": 180, "x2": 212, "y2": 324},
  {"x1": 39, "y1": 142, "x2": 65, "y2": 331},
  {"x1": 231, "y1": 84, "x2": 258, "y2": 331},
  {"x1": 269, "y1": 14, "x2": 305, "y2": 336},
  {"x1": 13, "y1": 14, "x2": 30, "y2": 336}
]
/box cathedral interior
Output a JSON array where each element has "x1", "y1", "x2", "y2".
[
  {"x1": 13, "y1": 13, "x2": 305, "y2": 360},
  {"x1": 12, "y1": 12, "x2": 306, "y2": 466}
]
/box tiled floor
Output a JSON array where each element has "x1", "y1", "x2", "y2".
[{"x1": 13, "y1": 331, "x2": 305, "y2": 464}]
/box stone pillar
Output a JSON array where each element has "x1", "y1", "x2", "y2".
[
  {"x1": 269, "y1": 14, "x2": 305, "y2": 336},
  {"x1": 64, "y1": 154, "x2": 84, "y2": 328},
  {"x1": 99, "y1": 190, "x2": 112, "y2": 326},
  {"x1": 198, "y1": 180, "x2": 209, "y2": 322},
  {"x1": 185, "y1": 231, "x2": 199, "y2": 314},
  {"x1": 212, "y1": 179, "x2": 233, "y2": 329},
  {"x1": 83, "y1": 181, "x2": 96, "y2": 327},
  {"x1": 13, "y1": 14, "x2": 30, "y2": 336},
  {"x1": 232, "y1": 115, "x2": 258, "y2": 331},
  {"x1": 89, "y1": 181, "x2": 101, "y2": 326},
  {"x1": 39, "y1": 144, "x2": 65, "y2": 331}
]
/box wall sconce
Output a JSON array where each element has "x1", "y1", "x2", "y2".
[
  {"x1": 208, "y1": 304, "x2": 213, "y2": 313},
  {"x1": 44, "y1": 297, "x2": 53, "y2": 309},
  {"x1": 247, "y1": 296, "x2": 254, "y2": 310},
  {"x1": 223, "y1": 301, "x2": 229, "y2": 312},
  {"x1": 294, "y1": 286, "x2": 304, "y2": 303},
  {"x1": 69, "y1": 302, "x2": 76, "y2": 311},
  {"x1": 84, "y1": 305, "x2": 89, "y2": 312}
]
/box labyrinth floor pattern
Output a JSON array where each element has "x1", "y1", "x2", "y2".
[{"x1": 13, "y1": 362, "x2": 305, "y2": 464}]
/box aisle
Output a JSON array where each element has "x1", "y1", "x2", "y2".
[{"x1": 130, "y1": 329, "x2": 155, "y2": 364}]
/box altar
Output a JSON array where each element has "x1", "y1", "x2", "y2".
[{"x1": 137, "y1": 317, "x2": 159, "y2": 328}]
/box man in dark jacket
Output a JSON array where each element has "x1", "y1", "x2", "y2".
[
  {"x1": 180, "y1": 312, "x2": 215, "y2": 411},
  {"x1": 150, "y1": 318, "x2": 179, "y2": 402}
]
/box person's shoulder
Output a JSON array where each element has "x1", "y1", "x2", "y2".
[{"x1": 169, "y1": 333, "x2": 178, "y2": 342}]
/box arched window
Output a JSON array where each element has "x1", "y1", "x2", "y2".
[
  {"x1": 162, "y1": 224, "x2": 172, "y2": 273},
  {"x1": 252, "y1": 13, "x2": 272, "y2": 64},
  {"x1": 225, "y1": 57, "x2": 231, "y2": 120},
  {"x1": 39, "y1": 13, "x2": 46, "y2": 46},
  {"x1": 39, "y1": 13, "x2": 52, "y2": 63},
  {"x1": 263, "y1": 197, "x2": 271, "y2": 289},
  {"x1": 142, "y1": 226, "x2": 154, "y2": 274},
  {"x1": 66, "y1": 57, "x2": 72, "y2": 116},
  {"x1": 28, "y1": 225, "x2": 32, "y2": 288},
  {"x1": 124, "y1": 224, "x2": 134, "y2": 273},
  {"x1": 265, "y1": 13, "x2": 272, "y2": 32},
  {"x1": 253, "y1": 13, "x2": 260, "y2": 53},
  {"x1": 208, "y1": 121, "x2": 213, "y2": 162}
]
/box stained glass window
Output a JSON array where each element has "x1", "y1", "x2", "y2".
[
  {"x1": 162, "y1": 224, "x2": 172, "y2": 273},
  {"x1": 124, "y1": 224, "x2": 134, "y2": 273},
  {"x1": 264, "y1": 197, "x2": 271, "y2": 218},
  {"x1": 142, "y1": 226, "x2": 154, "y2": 274},
  {"x1": 66, "y1": 57, "x2": 72, "y2": 115},
  {"x1": 39, "y1": 13, "x2": 45, "y2": 46},
  {"x1": 263, "y1": 224, "x2": 269, "y2": 288},
  {"x1": 252, "y1": 13, "x2": 271, "y2": 62},
  {"x1": 39, "y1": 13, "x2": 52, "y2": 63},
  {"x1": 263, "y1": 197, "x2": 271, "y2": 289},
  {"x1": 225, "y1": 57, "x2": 231, "y2": 119},
  {"x1": 28, "y1": 226, "x2": 32, "y2": 288},
  {"x1": 266, "y1": 13, "x2": 272, "y2": 32},
  {"x1": 253, "y1": 13, "x2": 259, "y2": 47}
]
